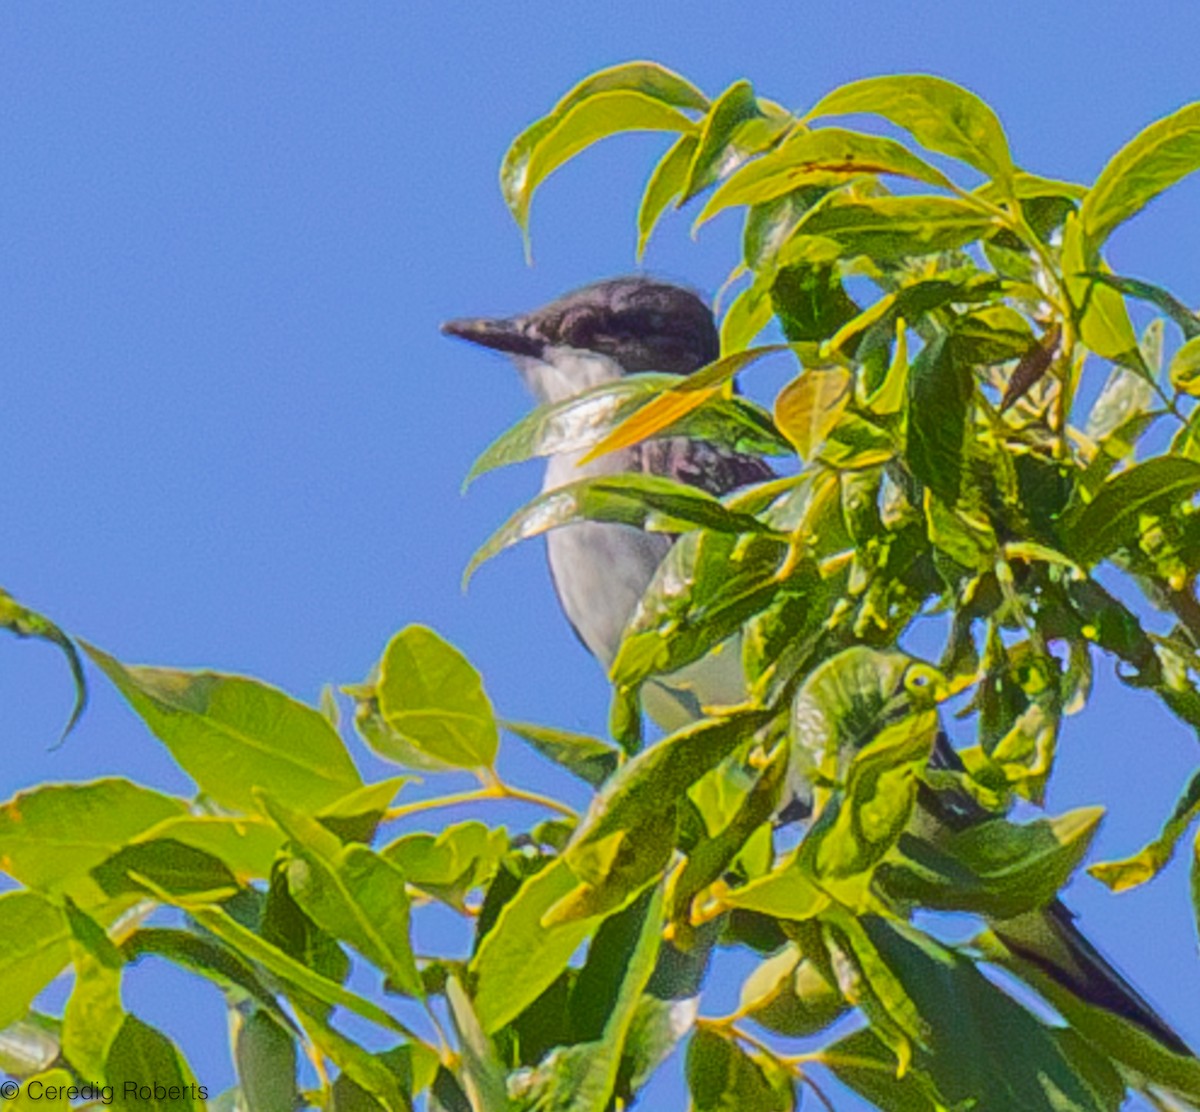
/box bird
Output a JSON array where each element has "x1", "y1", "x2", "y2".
[
  {"x1": 442, "y1": 276, "x2": 772, "y2": 730},
  {"x1": 443, "y1": 275, "x2": 1191, "y2": 1060}
]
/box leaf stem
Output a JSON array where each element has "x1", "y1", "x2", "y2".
[{"x1": 383, "y1": 779, "x2": 577, "y2": 823}]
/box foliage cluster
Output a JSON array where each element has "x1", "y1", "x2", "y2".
[{"x1": 5, "y1": 63, "x2": 1200, "y2": 1110}]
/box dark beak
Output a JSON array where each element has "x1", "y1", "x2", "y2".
[{"x1": 440, "y1": 316, "x2": 544, "y2": 358}]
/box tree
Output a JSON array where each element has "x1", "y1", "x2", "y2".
[{"x1": 3, "y1": 61, "x2": 1200, "y2": 1111}]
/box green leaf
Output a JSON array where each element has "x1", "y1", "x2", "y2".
[
  {"x1": 880, "y1": 807, "x2": 1104, "y2": 918},
  {"x1": 501, "y1": 720, "x2": 620, "y2": 787},
  {"x1": 820, "y1": 1027, "x2": 942, "y2": 1112},
  {"x1": 381, "y1": 821, "x2": 508, "y2": 910},
  {"x1": 852, "y1": 916, "x2": 1113, "y2": 1111},
  {"x1": 686, "y1": 1027, "x2": 793, "y2": 1111},
  {"x1": 567, "y1": 709, "x2": 772, "y2": 885},
  {"x1": 375, "y1": 625, "x2": 498, "y2": 770},
  {"x1": 0, "y1": 589, "x2": 87, "y2": 744},
  {"x1": 1170, "y1": 335, "x2": 1200, "y2": 396},
  {"x1": 681, "y1": 81, "x2": 791, "y2": 204},
  {"x1": 233, "y1": 1008, "x2": 298, "y2": 1112},
  {"x1": 579, "y1": 344, "x2": 800, "y2": 461},
  {"x1": 157, "y1": 891, "x2": 411, "y2": 1037},
  {"x1": 128, "y1": 814, "x2": 283, "y2": 882},
  {"x1": 779, "y1": 195, "x2": 997, "y2": 265},
  {"x1": 444, "y1": 978, "x2": 510, "y2": 1112},
  {"x1": 770, "y1": 262, "x2": 861, "y2": 345},
  {"x1": 464, "y1": 374, "x2": 788, "y2": 487},
  {"x1": 612, "y1": 529, "x2": 788, "y2": 693},
  {"x1": 0, "y1": 892, "x2": 71, "y2": 1030},
  {"x1": 637, "y1": 133, "x2": 699, "y2": 259},
  {"x1": 1061, "y1": 213, "x2": 1146, "y2": 371},
  {"x1": 696, "y1": 126, "x2": 957, "y2": 229},
  {"x1": 1089, "y1": 768, "x2": 1200, "y2": 892},
  {"x1": 979, "y1": 926, "x2": 1200, "y2": 1104},
  {"x1": 62, "y1": 900, "x2": 124, "y2": 1085},
  {"x1": 501, "y1": 60, "x2": 708, "y2": 233},
  {"x1": 469, "y1": 857, "x2": 603, "y2": 1033},
  {"x1": 0, "y1": 779, "x2": 187, "y2": 899},
  {"x1": 719, "y1": 281, "x2": 775, "y2": 354},
  {"x1": 122, "y1": 928, "x2": 289, "y2": 1028},
  {"x1": 464, "y1": 473, "x2": 774, "y2": 585},
  {"x1": 91, "y1": 838, "x2": 240, "y2": 902},
  {"x1": 1080, "y1": 272, "x2": 1200, "y2": 341},
  {"x1": 1080, "y1": 101, "x2": 1200, "y2": 259},
  {"x1": 505, "y1": 90, "x2": 695, "y2": 237},
  {"x1": 104, "y1": 1016, "x2": 201, "y2": 1111},
  {"x1": 1062, "y1": 457, "x2": 1200, "y2": 566},
  {"x1": 774, "y1": 367, "x2": 853, "y2": 459},
  {"x1": 906, "y1": 332, "x2": 971, "y2": 503},
  {"x1": 259, "y1": 794, "x2": 423, "y2": 998},
  {"x1": 9, "y1": 1070, "x2": 77, "y2": 1111},
  {"x1": 806, "y1": 74, "x2": 1015, "y2": 194},
  {"x1": 737, "y1": 943, "x2": 847, "y2": 1037},
  {"x1": 84, "y1": 644, "x2": 362, "y2": 813}
]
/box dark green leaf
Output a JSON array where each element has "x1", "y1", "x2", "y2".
[
  {"x1": 1063, "y1": 457, "x2": 1200, "y2": 566},
  {"x1": 92, "y1": 838, "x2": 239, "y2": 902},
  {"x1": 502, "y1": 720, "x2": 620, "y2": 787},
  {"x1": 104, "y1": 1016, "x2": 200, "y2": 1111},
  {"x1": 906, "y1": 332, "x2": 971, "y2": 503},
  {"x1": 879, "y1": 807, "x2": 1103, "y2": 918},
  {"x1": 0, "y1": 589, "x2": 86, "y2": 744},
  {"x1": 686, "y1": 1028, "x2": 792, "y2": 1112},
  {"x1": 233, "y1": 1008, "x2": 298, "y2": 1112}
]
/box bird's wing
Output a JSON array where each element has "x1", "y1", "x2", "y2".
[{"x1": 635, "y1": 438, "x2": 776, "y2": 497}]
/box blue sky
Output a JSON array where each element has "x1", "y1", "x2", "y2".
[{"x1": 2, "y1": 4, "x2": 1199, "y2": 1108}]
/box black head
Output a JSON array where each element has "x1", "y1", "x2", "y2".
[{"x1": 441, "y1": 276, "x2": 719, "y2": 376}]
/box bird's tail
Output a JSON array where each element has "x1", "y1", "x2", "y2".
[{"x1": 990, "y1": 899, "x2": 1192, "y2": 1058}]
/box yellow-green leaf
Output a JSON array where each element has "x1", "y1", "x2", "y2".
[
  {"x1": 773, "y1": 367, "x2": 852, "y2": 460},
  {"x1": 806, "y1": 74, "x2": 1015, "y2": 195},
  {"x1": 376, "y1": 625, "x2": 498, "y2": 770},
  {"x1": 1081, "y1": 101, "x2": 1200, "y2": 259},
  {"x1": 1169, "y1": 335, "x2": 1200, "y2": 396}
]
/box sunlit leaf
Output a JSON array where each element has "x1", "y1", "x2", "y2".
[
  {"x1": 681, "y1": 80, "x2": 792, "y2": 204},
  {"x1": 806, "y1": 74, "x2": 1015, "y2": 194},
  {"x1": 0, "y1": 779, "x2": 187, "y2": 900},
  {"x1": 637, "y1": 133, "x2": 698, "y2": 259},
  {"x1": 774, "y1": 367, "x2": 853, "y2": 460},
  {"x1": 1170, "y1": 336, "x2": 1200, "y2": 396},
  {"x1": 696, "y1": 126, "x2": 957, "y2": 229},
  {"x1": 1089, "y1": 768, "x2": 1200, "y2": 892},
  {"x1": 469, "y1": 857, "x2": 604, "y2": 1033},
  {"x1": 1081, "y1": 272, "x2": 1200, "y2": 341},
  {"x1": 686, "y1": 1027, "x2": 793, "y2": 1111},
  {"x1": 502, "y1": 720, "x2": 620, "y2": 787},
  {"x1": 84, "y1": 644, "x2": 362, "y2": 813},
  {"x1": 1081, "y1": 101, "x2": 1200, "y2": 258},
  {"x1": 375, "y1": 625, "x2": 497, "y2": 770},
  {"x1": 506, "y1": 90, "x2": 695, "y2": 237}
]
